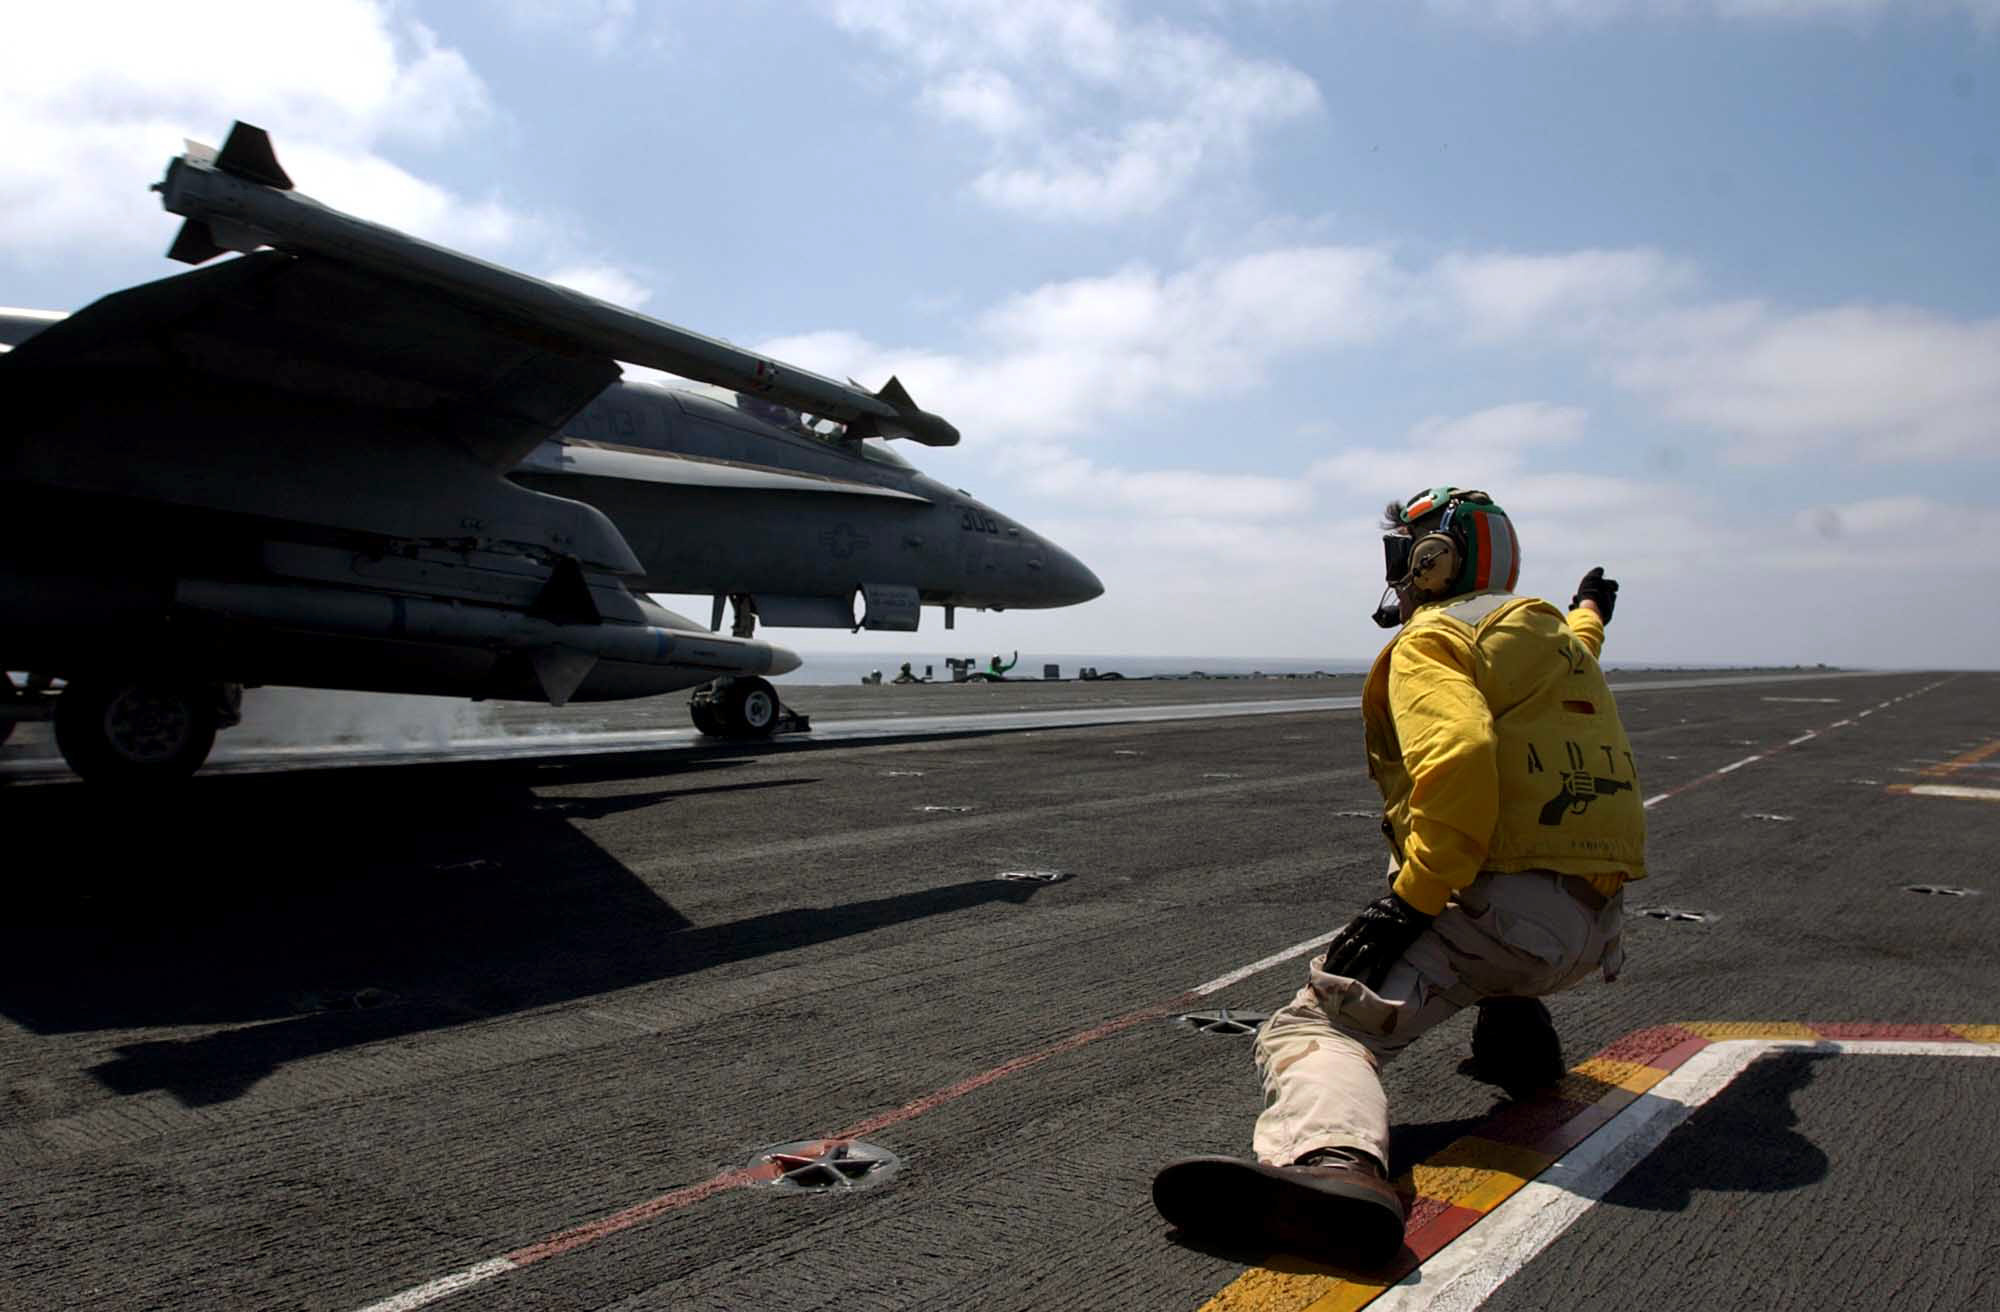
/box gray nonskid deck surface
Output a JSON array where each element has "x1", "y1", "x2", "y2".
[
  {"x1": 1479, "y1": 1054, "x2": 2000, "y2": 1312},
  {"x1": 0, "y1": 670, "x2": 1994, "y2": 1310}
]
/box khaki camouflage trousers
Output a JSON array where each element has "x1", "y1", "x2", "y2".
[{"x1": 1252, "y1": 870, "x2": 1626, "y2": 1170}]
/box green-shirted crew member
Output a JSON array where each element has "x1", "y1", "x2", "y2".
[{"x1": 1153, "y1": 487, "x2": 1645, "y2": 1269}]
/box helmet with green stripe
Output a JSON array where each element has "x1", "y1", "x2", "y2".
[{"x1": 1382, "y1": 486, "x2": 1521, "y2": 600}]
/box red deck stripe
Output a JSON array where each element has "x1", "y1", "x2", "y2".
[
  {"x1": 835, "y1": 995, "x2": 1196, "y2": 1141},
  {"x1": 505, "y1": 1160, "x2": 784, "y2": 1266},
  {"x1": 1402, "y1": 1200, "x2": 1487, "y2": 1261},
  {"x1": 501, "y1": 992, "x2": 1198, "y2": 1266}
]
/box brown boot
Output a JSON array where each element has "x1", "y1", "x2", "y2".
[{"x1": 1152, "y1": 1152, "x2": 1406, "y2": 1268}]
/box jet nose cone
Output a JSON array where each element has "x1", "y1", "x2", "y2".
[
  {"x1": 764, "y1": 642, "x2": 803, "y2": 678},
  {"x1": 1049, "y1": 542, "x2": 1104, "y2": 606}
]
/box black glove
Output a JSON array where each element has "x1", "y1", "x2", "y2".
[
  {"x1": 1571, "y1": 566, "x2": 1618, "y2": 624},
  {"x1": 1321, "y1": 893, "x2": 1434, "y2": 990}
]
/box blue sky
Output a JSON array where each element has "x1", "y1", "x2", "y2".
[{"x1": 5, "y1": 1, "x2": 1997, "y2": 667}]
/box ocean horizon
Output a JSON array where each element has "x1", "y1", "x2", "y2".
[
  {"x1": 768, "y1": 650, "x2": 1827, "y2": 687},
  {"x1": 772, "y1": 651, "x2": 1367, "y2": 687}
]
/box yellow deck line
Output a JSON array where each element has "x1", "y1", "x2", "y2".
[
  {"x1": 1563, "y1": 1056, "x2": 1669, "y2": 1096},
  {"x1": 1201, "y1": 1264, "x2": 1379, "y2": 1312},
  {"x1": 1409, "y1": 1138, "x2": 1556, "y2": 1213},
  {"x1": 1188, "y1": 1020, "x2": 1999, "y2": 1311},
  {"x1": 1676, "y1": 1020, "x2": 1821, "y2": 1041},
  {"x1": 1921, "y1": 738, "x2": 2000, "y2": 777}
]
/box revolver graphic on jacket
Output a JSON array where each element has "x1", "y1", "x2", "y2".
[{"x1": 1538, "y1": 771, "x2": 1633, "y2": 825}]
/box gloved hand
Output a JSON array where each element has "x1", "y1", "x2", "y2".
[
  {"x1": 1571, "y1": 567, "x2": 1618, "y2": 624},
  {"x1": 1321, "y1": 893, "x2": 1434, "y2": 990}
]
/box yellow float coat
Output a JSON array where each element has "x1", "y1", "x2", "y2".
[{"x1": 1362, "y1": 592, "x2": 1647, "y2": 917}]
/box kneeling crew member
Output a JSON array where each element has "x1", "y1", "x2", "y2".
[{"x1": 1153, "y1": 486, "x2": 1645, "y2": 1268}]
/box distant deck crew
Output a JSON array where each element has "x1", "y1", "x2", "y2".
[{"x1": 1154, "y1": 486, "x2": 1645, "y2": 1269}]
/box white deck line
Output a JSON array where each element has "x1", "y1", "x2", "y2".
[
  {"x1": 1192, "y1": 932, "x2": 1337, "y2": 996},
  {"x1": 1714, "y1": 755, "x2": 1764, "y2": 774},
  {"x1": 352, "y1": 1258, "x2": 517, "y2": 1312},
  {"x1": 1368, "y1": 1040, "x2": 2000, "y2": 1312},
  {"x1": 1906, "y1": 784, "x2": 2000, "y2": 801}
]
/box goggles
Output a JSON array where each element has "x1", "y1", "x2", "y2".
[{"x1": 1381, "y1": 529, "x2": 1415, "y2": 585}]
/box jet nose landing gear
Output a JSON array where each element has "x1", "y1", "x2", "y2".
[{"x1": 689, "y1": 676, "x2": 808, "y2": 740}]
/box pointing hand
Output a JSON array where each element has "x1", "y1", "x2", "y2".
[{"x1": 1572, "y1": 567, "x2": 1618, "y2": 624}]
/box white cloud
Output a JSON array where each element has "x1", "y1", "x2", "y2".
[
  {"x1": 1421, "y1": 0, "x2": 2000, "y2": 27},
  {"x1": 1773, "y1": 495, "x2": 2000, "y2": 581},
  {"x1": 1002, "y1": 441, "x2": 1313, "y2": 517},
  {"x1": 0, "y1": 2, "x2": 498, "y2": 259},
  {"x1": 922, "y1": 69, "x2": 1037, "y2": 137},
  {"x1": 546, "y1": 264, "x2": 656, "y2": 309},
  {"x1": 830, "y1": 0, "x2": 1320, "y2": 221},
  {"x1": 1614, "y1": 303, "x2": 2000, "y2": 463},
  {"x1": 1308, "y1": 402, "x2": 1592, "y2": 496},
  {"x1": 0, "y1": 2, "x2": 659, "y2": 324},
  {"x1": 1433, "y1": 249, "x2": 1693, "y2": 343},
  {"x1": 282, "y1": 144, "x2": 527, "y2": 255},
  {"x1": 761, "y1": 230, "x2": 2000, "y2": 480},
  {"x1": 760, "y1": 245, "x2": 1405, "y2": 437}
]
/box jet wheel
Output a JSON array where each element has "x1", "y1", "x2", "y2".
[
  {"x1": 725, "y1": 676, "x2": 780, "y2": 739},
  {"x1": 53, "y1": 676, "x2": 218, "y2": 784},
  {"x1": 689, "y1": 695, "x2": 726, "y2": 738}
]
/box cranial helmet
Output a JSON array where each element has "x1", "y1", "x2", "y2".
[{"x1": 1375, "y1": 486, "x2": 1520, "y2": 621}]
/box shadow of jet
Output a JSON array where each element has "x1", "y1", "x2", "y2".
[{"x1": 0, "y1": 758, "x2": 1054, "y2": 1106}]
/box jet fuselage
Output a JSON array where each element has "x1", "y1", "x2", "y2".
[{"x1": 510, "y1": 380, "x2": 1103, "y2": 626}]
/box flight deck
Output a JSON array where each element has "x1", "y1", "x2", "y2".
[{"x1": 1, "y1": 669, "x2": 1993, "y2": 1310}]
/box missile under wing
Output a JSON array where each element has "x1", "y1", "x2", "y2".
[{"x1": 148, "y1": 124, "x2": 1100, "y2": 644}]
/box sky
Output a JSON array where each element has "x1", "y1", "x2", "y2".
[{"x1": 4, "y1": 0, "x2": 1997, "y2": 669}]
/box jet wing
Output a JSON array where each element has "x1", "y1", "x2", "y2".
[
  {"x1": 519, "y1": 441, "x2": 932, "y2": 502},
  {"x1": 3, "y1": 249, "x2": 618, "y2": 475}
]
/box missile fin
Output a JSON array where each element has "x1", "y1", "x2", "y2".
[
  {"x1": 529, "y1": 645, "x2": 599, "y2": 708},
  {"x1": 529, "y1": 554, "x2": 604, "y2": 626},
  {"x1": 871, "y1": 375, "x2": 960, "y2": 447},
  {"x1": 166, "y1": 218, "x2": 226, "y2": 266},
  {"x1": 875, "y1": 375, "x2": 916, "y2": 412},
  {"x1": 214, "y1": 121, "x2": 293, "y2": 190}
]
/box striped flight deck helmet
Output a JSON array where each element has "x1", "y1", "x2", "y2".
[{"x1": 1373, "y1": 487, "x2": 1521, "y2": 627}]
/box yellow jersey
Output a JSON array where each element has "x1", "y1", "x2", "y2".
[{"x1": 1361, "y1": 591, "x2": 1647, "y2": 916}]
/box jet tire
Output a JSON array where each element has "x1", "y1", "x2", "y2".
[
  {"x1": 53, "y1": 676, "x2": 219, "y2": 784},
  {"x1": 724, "y1": 676, "x2": 780, "y2": 739},
  {"x1": 689, "y1": 695, "x2": 725, "y2": 737}
]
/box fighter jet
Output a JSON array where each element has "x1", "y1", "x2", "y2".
[{"x1": 0, "y1": 122, "x2": 1100, "y2": 782}]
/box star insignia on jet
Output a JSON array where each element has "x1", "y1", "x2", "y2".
[{"x1": 821, "y1": 524, "x2": 871, "y2": 558}]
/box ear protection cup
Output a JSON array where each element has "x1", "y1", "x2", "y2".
[{"x1": 1407, "y1": 533, "x2": 1459, "y2": 597}]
